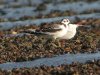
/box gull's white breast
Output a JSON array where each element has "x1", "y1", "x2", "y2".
[
  {"x1": 59, "y1": 24, "x2": 78, "y2": 39},
  {"x1": 60, "y1": 30, "x2": 76, "y2": 39},
  {"x1": 47, "y1": 25, "x2": 68, "y2": 39}
]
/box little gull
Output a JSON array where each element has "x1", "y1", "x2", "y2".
[{"x1": 24, "y1": 19, "x2": 69, "y2": 39}]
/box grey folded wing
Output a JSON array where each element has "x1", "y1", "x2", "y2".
[
  {"x1": 23, "y1": 30, "x2": 48, "y2": 36},
  {"x1": 23, "y1": 24, "x2": 63, "y2": 35}
]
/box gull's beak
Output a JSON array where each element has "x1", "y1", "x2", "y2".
[
  {"x1": 78, "y1": 24, "x2": 84, "y2": 26},
  {"x1": 75, "y1": 24, "x2": 84, "y2": 26}
]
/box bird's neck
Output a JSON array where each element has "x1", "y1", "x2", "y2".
[
  {"x1": 61, "y1": 23, "x2": 68, "y2": 28},
  {"x1": 68, "y1": 24, "x2": 78, "y2": 32}
]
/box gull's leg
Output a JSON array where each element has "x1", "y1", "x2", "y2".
[
  {"x1": 46, "y1": 39, "x2": 53, "y2": 43},
  {"x1": 45, "y1": 38, "x2": 58, "y2": 48},
  {"x1": 55, "y1": 39, "x2": 61, "y2": 47},
  {"x1": 45, "y1": 38, "x2": 61, "y2": 47},
  {"x1": 60, "y1": 39, "x2": 66, "y2": 47}
]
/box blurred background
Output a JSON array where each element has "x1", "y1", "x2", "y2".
[
  {"x1": 0, "y1": 1, "x2": 100, "y2": 74},
  {"x1": 0, "y1": 0, "x2": 99, "y2": 22}
]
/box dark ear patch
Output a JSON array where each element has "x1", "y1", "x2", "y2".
[
  {"x1": 63, "y1": 24, "x2": 67, "y2": 28},
  {"x1": 66, "y1": 19, "x2": 69, "y2": 22}
]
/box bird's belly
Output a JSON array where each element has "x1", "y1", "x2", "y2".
[
  {"x1": 52, "y1": 29, "x2": 67, "y2": 39},
  {"x1": 59, "y1": 31, "x2": 76, "y2": 39}
]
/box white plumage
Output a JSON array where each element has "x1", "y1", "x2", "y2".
[
  {"x1": 24, "y1": 19, "x2": 70, "y2": 39},
  {"x1": 59, "y1": 23, "x2": 83, "y2": 39},
  {"x1": 24, "y1": 18, "x2": 83, "y2": 40}
]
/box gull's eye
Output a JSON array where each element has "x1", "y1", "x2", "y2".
[{"x1": 66, "y1": 19, "x2": 69, "y2": 22}]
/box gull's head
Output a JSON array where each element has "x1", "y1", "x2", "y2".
[{"x1": 61, "y1": 18, "x2": 70, "y2": 25}]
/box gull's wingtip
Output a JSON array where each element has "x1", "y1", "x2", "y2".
[{"x1": 22, "y1": 29, "x2": 48, "y2": 36}]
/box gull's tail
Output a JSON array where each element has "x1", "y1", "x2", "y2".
[{"x1": 22, "y1": 29, "x2": 48, "y2": 36}]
